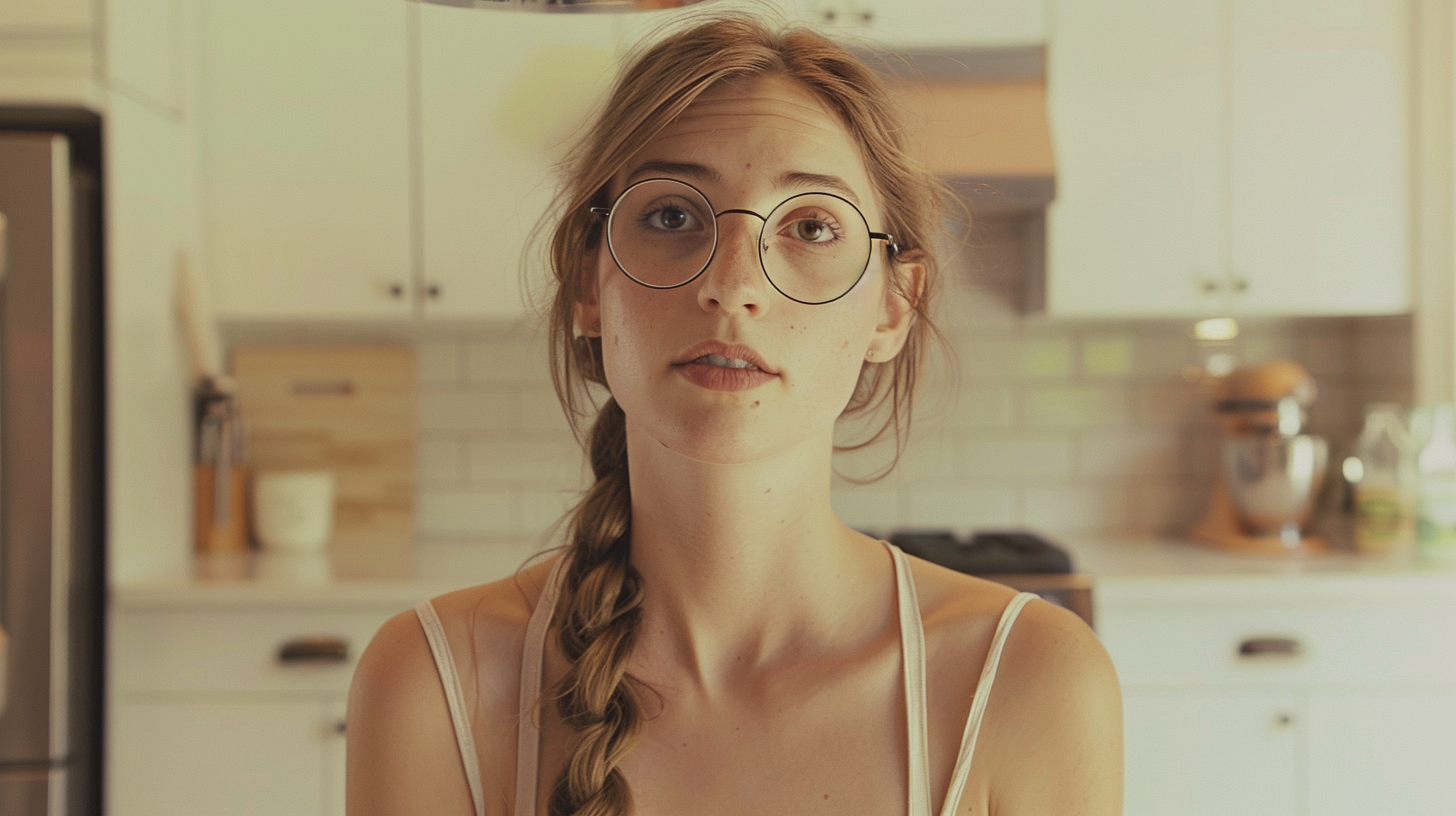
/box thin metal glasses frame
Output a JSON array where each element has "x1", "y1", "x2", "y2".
[{"x1": 589, "y1": 177, "x2": 900, "y2": 305}]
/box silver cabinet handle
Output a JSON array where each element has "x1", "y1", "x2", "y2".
[
  {"x1": 277, "y1": 636, "x2": 350, "y2": 664},
  {"x1": 1238, "y1": 636, "x2": 1303, "y2": 658}
]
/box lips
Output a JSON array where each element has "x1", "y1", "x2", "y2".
[
  {"x1": 672, "y1": 341, "x2": 777, "y2": 374},
  {"x1": 672, "y1": 341, "x2": 778, "y2": 392}
]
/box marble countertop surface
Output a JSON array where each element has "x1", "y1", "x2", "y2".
[{"x1": 110, "y1": 536, "x2": 1456, "y2": 611}]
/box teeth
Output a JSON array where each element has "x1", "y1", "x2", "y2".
[{"x1": 693, "y1": 353, "x2": 759, "y2": 371}]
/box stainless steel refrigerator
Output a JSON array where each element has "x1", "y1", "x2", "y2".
[{"x1": 0, "y1": 111, "x2": 107, "y2": 816}]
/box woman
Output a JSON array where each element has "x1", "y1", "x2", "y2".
[{"x1": 347, "y1": 14, "x2": 1122, "y2": 816}]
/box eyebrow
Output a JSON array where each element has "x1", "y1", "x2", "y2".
[
  {"x1": 624, "y1": 160, "x2": 722, "y2": 186},
  {"x1": 777, "y1": 171, "x2": 861, "y2": 206},
  {"x1": 622, "y1": 162, "x2": 863, "y2": 207}
]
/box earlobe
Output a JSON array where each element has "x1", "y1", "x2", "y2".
[
  {"x1": 574, "y1": 249, "x2": 603, "y2": 338},
  {"x1": 872, "y1": 259, "x2": 925, "y2": 361}
]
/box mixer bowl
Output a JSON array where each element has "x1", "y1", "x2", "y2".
[{"x1": 1222, "y1": 435, "x2": 1329, "y2": 535}]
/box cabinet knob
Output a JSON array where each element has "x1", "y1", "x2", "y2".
[
  {"x1": 1237, "y1": 636, "x2": 1303, "y2": 659},
  {"x1": 858, "y1": 9, "x2": 874, "y2": 24},
  {"x1": 277, "y1": 636, "x2": 350, "y2": 665},
  {"x1": 1199, "y1": 278, "x2": 1221, "y2": 294},
  {"x1": 821, "y1": 7, "x2": 837, "y2": 23},
  {"x1": 1231, "y1": 277, "x2": 1249, "y2": 293},
  {"x1": 426, "y1": 283, "x2": 442, "y2": 299},
  {"x1": 1274, "y1": 712, "x2": 1296, "y2": 728},
  {"x1": 387, "y1": 283, "x2": 404, "y2": 299},
  {"x1": 333, "y1": 719, "x2": 347, "y2": 735}
]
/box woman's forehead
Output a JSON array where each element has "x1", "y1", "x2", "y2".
[{"x1": 617, "y1": 75, "x2": 876, "y2": 205}]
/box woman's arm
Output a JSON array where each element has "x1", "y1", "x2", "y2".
[
  {"x1": 989, "y1": 601, "x2": 1125, "y2": 815},
  {"x1": 346, "y1": 610, "x2": 478, "y2": 816}
]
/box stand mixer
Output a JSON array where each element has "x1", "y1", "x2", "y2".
[{"x1": 1191, "y1": 359, "x2": 1330, "y2": 554}]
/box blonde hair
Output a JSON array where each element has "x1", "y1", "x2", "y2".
[{"x1": 541, "y1": 14, "x2": 946, "y2": 816}]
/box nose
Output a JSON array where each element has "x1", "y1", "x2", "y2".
[{"x1": 696, "y1": 212, "x2": 768, "y2": 316}]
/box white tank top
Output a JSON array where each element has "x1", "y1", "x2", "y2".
[{"x1": 414, "y1": 542, "x2": 1037, "y2": 816}]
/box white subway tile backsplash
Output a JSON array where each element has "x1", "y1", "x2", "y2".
[
  {"x1": 830, "y1": 486, "x2": 902, "y2": 534},
  {"x1": 904, "y1": 487, "x2": 1017, "y2": 535},
  {"x1": 1080, "y1": 332, "x2": 1135, "y2": 378},
  {"x1": 1022, "y1": 385, "x2": 1131, "y2": 428},
  {"x1": 419, "y1": 388, "x2": 515, "y2": 433},
  {"x1": 1022, "y1": 486, "x2": 1129, "y2": 535},
  {"x1": 417, "y1": 436, "x2": 466, "y2": 483},
  {"x1": 962, "y1": 434, "x2": 1074, "y2": 481},
  {"x1": 1016, "y1": 336, "x2": 1074, "y2": 379},
  {"x1": 1076, "y1": 427, "x2": 1206, "y2": 478},
  {"x1": 465, "y1": 335, "x2": 549, "y2": 384},
  {"x1": 411, "y1": 307, "x2": 1410, "y2": 545},
  {"x1": 466, "y1": 437, "x2": 585, "y2": 486},
  {"x1": 417, "y1": 340, "x2": 463, "y2": 384},
  {"x1": 417, "y1": 489, "x2": 515, "y2": 537}
]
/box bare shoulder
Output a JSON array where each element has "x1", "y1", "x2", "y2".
[
  {"x1": 345, "y1": 555, "x2": 561, "y2": 816},
  {"x1": 902, "y1": 556, "x2": 1123, "y2": 815},
  {"x1": 984, "y1": 588, "x2": 1123, "y2": 814}
]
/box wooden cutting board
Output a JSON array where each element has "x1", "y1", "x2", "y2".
[{"x1": 230, "y1": 345, "x2": 414, "y2": 578}]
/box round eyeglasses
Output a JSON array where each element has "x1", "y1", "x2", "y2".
[{"x1": 590, "y1": 178, "x2": 900, "y2": 306}]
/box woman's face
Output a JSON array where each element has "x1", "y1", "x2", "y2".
[{"x1": 578, "y1": 74, "x2": 918, "y2": 465}]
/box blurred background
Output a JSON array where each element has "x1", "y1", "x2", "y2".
[{"x1": 0, "y1": 0, "x2": 1453, "y2": 814}]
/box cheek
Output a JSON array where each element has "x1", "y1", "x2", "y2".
[{"x1": 596, "y1": 273, "x2": 662, "y2": 391}]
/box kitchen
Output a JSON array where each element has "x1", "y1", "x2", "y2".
[{"x1": 0, "y1": 0, "x2": 1452, "y2": 814}]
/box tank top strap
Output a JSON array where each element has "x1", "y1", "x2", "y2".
[
  {"x1": 886, "y1": 542, "x2": 934, "y2": 816},
  {"x1": 514, "y1": 554, "x2": 570, "y2": 816},
  {"x1": 415, "y1": 599, "x2": 486, "y2": 816},
  {"x1": 937, "y1": 591, "x2": 1038, "y2": 816}
]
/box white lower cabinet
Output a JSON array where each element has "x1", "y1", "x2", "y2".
[
  {"x1": 108, "y1": 604, "x2": 395, "y2": 816},
  {"x1": 1124, "y1": 690, "x2": 1301, "y2": 815},
  {"x1": 1305, "y1": 691, "x2": 1456, "y2": 816},
  {"x1": 1102, "y1": 579, "x2": 1456, "y2": 816},
  {"x1": 111, "y1": 698, "x2": 338, "y2": 816}
]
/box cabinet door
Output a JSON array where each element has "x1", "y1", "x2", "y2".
[
  {"x1": 323, "y1": 698, "x2": 348, "y2": 816},
  {"x1": 1123, "y1": 689, "x2": 1302, "y2": 816},
  {"x1": 1227, "y1": 0, "x2": 1409, "y2": 316},
  {"x1": 110, "y1": 699, "x2": 332, "y2": 816},
  {"x1": 199, "y1": 0, "x2": 414, "y2": 320},
  {"x1": 1306, "y1": 690, "x2": 1456, "y2": 816},
  {"x1": 417, "y1": 4, "x2": 616, "y2": 320},
  {"x1": 1046, "y1": 0, "x2": 1227, "y2": 318},
  {"x1": 847, "y1": 0, "x2": 1048, "y2": 49}
]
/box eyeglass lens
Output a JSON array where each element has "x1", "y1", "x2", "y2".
[{"x1": 605, "y1": 178, "x2": 874, "y2": 304}]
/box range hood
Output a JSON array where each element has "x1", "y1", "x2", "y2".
[{"x1": 418, "y1": 0, "x2": 715, "y2": 11}]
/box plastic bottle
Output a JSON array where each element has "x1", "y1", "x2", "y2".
[
  {"x1": 1417, "y1": 403, "x2": 1456, "y2": 559},
  {"x1": 1351, "y1": 403, "x2": 1416, "y2": 555}
]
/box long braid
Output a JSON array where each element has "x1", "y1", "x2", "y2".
[{"x1": 548, "y1": 398, "x2": 645, "y2": 816}]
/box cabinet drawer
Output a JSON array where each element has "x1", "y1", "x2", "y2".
[
  {"x1": 1101, "y1": 604, "x2": 1456, "y2": 688},
  {"x1": 114, "y1": 608, "x2": 399, "y2": 694}
]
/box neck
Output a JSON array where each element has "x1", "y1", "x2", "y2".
[{"x1": 621, "y1": 417, "x2": 887, "y2": 689}]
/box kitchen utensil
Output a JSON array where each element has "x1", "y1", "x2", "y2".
[{"x1": 193, "y1": 391, "x2": 249, "y2": 554}]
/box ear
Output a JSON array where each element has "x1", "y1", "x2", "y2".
[
  {"x1": 573, "y1": 249, "x2": 603, "y2": 338},
  {"x1": 867, "y1": 257, "x2": 924, "y2": 362}
]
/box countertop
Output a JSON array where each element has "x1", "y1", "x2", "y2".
[{"x1": 110, "y1": 537, "x2": 1456, "y2": 612}]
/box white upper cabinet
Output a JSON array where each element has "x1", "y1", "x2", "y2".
[
  {"x1": 1227, "y1": 0, "x2": 1409, "y2": 316},
  {"x1": 198, "y1": 0, "x2": 414, "y2": 320},
  {"x1": 1047, "y1": 0, "x2": 1409, "y2": 319},
  {"x1": 1046, "y1": 0, "x2": 1226, "y2": 318},
  {"x1": 793, "y1": 0, "x2": 1048, "y2": 49},
  {"x1": 417, "y1": 4, "x2": 616, "y2": 321}
]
